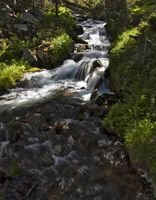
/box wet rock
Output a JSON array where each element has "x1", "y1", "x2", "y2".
[
  {"x1": 0, "y1": 94, "x2": 154, "y2": 200},
  {"x1": 96, "y1": 93, "x2": 117, "y2": 105},
  {"x1": 92, "y1": 59, "x2": 102, "y2": 69},
  {"x1": 91, "y1": 92, "x2": 117, "y2": 105},
  {"x1": 72, "y1": 52, "x2": 83, "y2": 62},
  {"x1": 75, "y1": 43, "x2": 89, "y2": 52},
  {"x1": 75, "y1": 24, "x2": 84, "y2": 35}
]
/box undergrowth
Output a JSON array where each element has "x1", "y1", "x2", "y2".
[{"x1": 103, "y1": 0, "x2": 156, "y2": 187}]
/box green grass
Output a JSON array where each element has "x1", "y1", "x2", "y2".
[
  {"x1": 103, "y1": 0, "x2": 156, "y2": 187},
  {"x1": 126, "y1": 119, "x2": 156, "y2": 168}
]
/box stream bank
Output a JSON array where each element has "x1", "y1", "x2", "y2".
[{"x1": 103, "y1": 0, "x2": 156, "y2": 192}]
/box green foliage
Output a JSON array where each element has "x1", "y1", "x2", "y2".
[
  {"x1": 39, "y1": 6, "x2": 76, "y2": 37},
  {"x1": 104, "y1": 0, "x2": 156, "y2": 186},
  {"x1": 0, "y1": 36, "x2": 40, "y2": 63},
  {"x1": 112, "y1": 27, "x2": 140, "y2": 55},
  {"x1": 0, "y1": 60, "x2": 37, "y2": 90},
  {"x1": 109, "y1": 19, "x2": 156, "y2": 98},
  {"x1": 103, "y1": 95, "x2": 150, "y2": 136},
  {"x1": 103, "y1": 103, "x2": 133, "y2": 136},
  {"x1": 149, "y1": 13, "x2": 156, "y2": 31},
  {"x1": 58, "y1": 6, "x2": 77, "y2": 36},
  {"x1": 50, "y1": 33, "x2": 74, "y2": 65},
  {"x1": 126, "y1": 119, "x2": 156, "y2": 176},
  {"x1": 0, "y1": 61, "x2": 25, "y2": 89}
]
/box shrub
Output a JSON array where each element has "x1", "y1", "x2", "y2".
[
  {"x1": 0, "y1": 36, "x2": 30, "y2": 62},
  {"x1": 104, "y1": 0, "x2": 156, "y2": 186},
  {"x1": 126, "y1": 119, "x2": 156, "y2": 174},
  {"x1": 112, "y1": 27, "x2": 140, "y2": 55},
  {"x1": 50, "y1": 33, "x2": 74, "y2": 65},
  {"x1": 149, "y1": 13, "x2": 156, "y2": 31},
  {"x1": 0, "y1": 60, "x2": 38, "y2": 90},
  {"x1": 58, "y1": 6, "x2": 77, "y2": 35}
]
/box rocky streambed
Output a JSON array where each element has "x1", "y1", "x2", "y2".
[
  {"x1": 0, "y1": 17, "x2": 155, "y2": 199},
  {"x1": 0, "y1": 92, "x2": 154, "y2": 200}
]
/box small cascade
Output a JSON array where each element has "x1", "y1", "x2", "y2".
[{"x1": 0, "y1": 18, "x2": 111, "y2": 115}]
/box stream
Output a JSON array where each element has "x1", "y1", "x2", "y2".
[{"x1": 0, "y1": 17, "x2": 154, "y2": 199}]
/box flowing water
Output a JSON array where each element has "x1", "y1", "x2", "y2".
[
  {"x1": 0, "y1": 19, "x2": 111, "y2": 116},
  {"x1": 0, "y1": 18, "x2": 154, "y2": 199}
]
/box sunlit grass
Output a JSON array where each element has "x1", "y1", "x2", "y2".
[{"x1": 104, "y1": 0, "x2": 156, "y2": 186}]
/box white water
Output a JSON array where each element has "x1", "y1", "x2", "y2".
[{"x1": 0, "y1": 18, "x2": 111, "y2": 114}]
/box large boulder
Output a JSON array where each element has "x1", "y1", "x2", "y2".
[
  {"x1": 22, "y1": 48, "x2": 37, "y2": 65},
  {"x1": 74, "y1": 25, "x2": 84, "y2": 35},
  {"x1": 36, "y1": 49, "x2": 49, "y2": 65},
  {"x1": 20, "y1": 13, "x2": 39, "y2": 25}
]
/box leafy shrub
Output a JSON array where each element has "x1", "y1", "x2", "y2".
[
  {"x1": 149, "y1": 13, "x2": 156, "y2": 31},
  {"x1": 126, "y1": 119, "x2": 156, "y2": 174},
  {"x1": 112, "y1": 27, "x2": 140, "y2": 55},
  {"x1": 50, "y1": 33, "x2": 74, "y2": 65},
  {"x1": 0, "y1": 36, "x2": 30, "y2": 62},
  {"x1": 0, "y1": 60, "x2": 37, "y2": 90},
  {"x1": 0, "y1": 61, "x2": 25, "y2": 89},
  {"x1": 58, "y1": 6, "x2": 77, "y2": 35},
  {"x1": 103, "y1": 95, "x2": 150, "y2": 136},
  {"x1": 104, "y1": 0, "x2": 156, "y2": 186}
]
